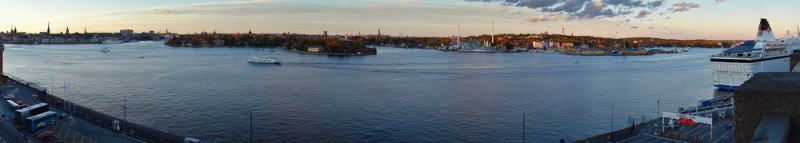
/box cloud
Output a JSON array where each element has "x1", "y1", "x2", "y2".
[
  {"x1": 152, "y1": 8, "x2": 174, "y2": 14},
  {"x1": 669, "y1": 2, "x2": 700, "y2": 13},
  {"x1": 647, "y1": 0, "x2": 665, "y2": 8},
  {"x1": 635, "y1": 9, "x2": 650, "y2": 18},
  {"x1": 594, "y1": 1, "x2": 604, "y2": 7},
  {"x1": 522, "y1": 13, "x2": 573, "y2": 22},
  {"x1": 715, "y1": 0, "x2": 726, "y2": 2},
  {"x1": 631, "y1": 26, "x2": 639, "y2": 29},
  {"x1": 466, "y1": 0, "x2": 676, "y2": 21}
]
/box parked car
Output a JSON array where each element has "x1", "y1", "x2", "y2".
[
  {"x1": 3, "y1": 94, "x2": 14, "y2": 100},
  {"x1": 37, "y1": 131, "x2": 54, "y2": 139}
]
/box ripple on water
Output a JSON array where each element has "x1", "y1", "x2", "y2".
[{"x1": 4, "y1": 43, "x2": 725, "y2": 142}]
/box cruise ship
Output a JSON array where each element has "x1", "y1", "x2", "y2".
[{"x1": 710, "y1": 19, "x2": 793, "y2": 90}]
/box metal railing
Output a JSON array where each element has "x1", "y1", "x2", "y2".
[{"x1": 6, "y1": 75, "x2": 185, "y2": 143}]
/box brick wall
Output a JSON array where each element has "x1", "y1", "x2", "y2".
[{"x1": 735, "y1": 72, "x2": 800, "y2": 142}]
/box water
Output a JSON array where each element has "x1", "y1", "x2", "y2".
[{"x1": 3, "y1": 43, "x2": 723, "y2": 142}]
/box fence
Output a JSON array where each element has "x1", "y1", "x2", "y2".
[
  {"x1": 0, "y1": 114, "x2": 25, "y2": 143},
  {"x1": 571, "y1": 122, "x2": 640, "y2": 143},
  {"x1": 7, "y1": 75, "x2": 185, "y2": 143}
]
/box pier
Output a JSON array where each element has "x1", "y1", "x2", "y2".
[
  {"x1": 0, "y1": 74, "x2": 185, "y2": 142},
  {"x1": 571, "y1": 105, "x2": 735, "y2": 143}
]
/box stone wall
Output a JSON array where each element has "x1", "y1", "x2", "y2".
[{"x1": 735, "y1": 72, "x2": 800, "y2": 142}]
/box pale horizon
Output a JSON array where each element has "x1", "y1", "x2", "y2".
[{"x1": 2, "y1": 0, "x2": 800, "y2": 40}]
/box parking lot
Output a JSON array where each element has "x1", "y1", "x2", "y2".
[
  {"x1": 619, "y1": 117, "x2": 735, "y2": 143},
  {"x1": 34, "y1": 119, "x2": 97, "y2": 143}
]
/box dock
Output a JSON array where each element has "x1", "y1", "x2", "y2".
[
  {"x1": 573, "y1": 95, "x2": 736, "y2": 143},
  {"x1": 0, "y1": 74, "x2": 185, "y2": 142}
]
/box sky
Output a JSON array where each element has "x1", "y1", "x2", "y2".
[{"x1": 1, "y1": 0, "x2": 799, "y2": 40}]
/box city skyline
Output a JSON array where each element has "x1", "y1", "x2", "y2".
[{"x1": 2, "y1": 0, "x2": 800, "y2": 40}]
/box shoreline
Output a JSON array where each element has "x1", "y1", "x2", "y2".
[{"x1": 285, "y1": 48, "x2": 377, "y2": 56}]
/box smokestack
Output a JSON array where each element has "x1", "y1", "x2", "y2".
[{"x1": 756, "y1": 18, "x2": 775, "y2": 42}]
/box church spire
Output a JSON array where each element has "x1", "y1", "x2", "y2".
[{"x1": 47, "y1": 21, "x2": 51, "y2": 34}]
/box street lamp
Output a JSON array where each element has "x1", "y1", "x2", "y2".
[
  {"x1": 523, "y1": 113, "x2": 531, "y2": 143},
  {"x1": 245, "y1": 112, "x2": 253, "y2": 143}
]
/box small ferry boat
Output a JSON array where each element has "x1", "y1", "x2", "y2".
[
  {"x1": 710, "y1": 19, "x2": 793, "y2": 90},
  {"x1": 100, "y1": 48, "x2": 111, "y2": 52},
  {"x1": 102, "y1": 40, "x2": 123, "y2": 44},
  {"x1": 247, "y1": 57, "x2": 280, "y2": 64}
]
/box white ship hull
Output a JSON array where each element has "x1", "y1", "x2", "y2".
[
  {"x1": 102, "y1": 40, "x2": 122, "y2": 44},
  {"x1": 247, "y1": 57, "x2": 280, "y2": 64},
  {"x1": 710, "y1": 18, "x2": 793, "y2": 90},
  {"x1": 711, "y1": 55, "x2": 790, "y2": 90}
]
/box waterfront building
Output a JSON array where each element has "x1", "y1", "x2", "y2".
[
  {"x1": 308, "y1": 47, "x2": 321, "y2": 52},
  {"x1": 213, "y1": 38, "x2": 225, "y2": 46},
  {"x1": 531, "y1": 41, "x2": 544, "y2": 49},
  {"x1": 120, "y1": 29, "x2": 134, "y2": 35}
]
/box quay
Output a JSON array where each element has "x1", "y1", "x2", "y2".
[
  {"x1": 574, "y1": 72, "x2": 800, "y2": 143},
  {"x1": 0, "y1": 74, "x2": 186, "y2": 143},
  {"x1": 571, "y1": 96, "x2": 735, "y2": 143}
]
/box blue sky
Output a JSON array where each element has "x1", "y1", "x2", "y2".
[{"x1": 1, "y1": 0, "x2": 799, "y2": 40}]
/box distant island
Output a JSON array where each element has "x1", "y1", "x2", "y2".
[
  {"x1": 1, "y1": 26, "x2": 740, "y2": 56},
  {"x1": 359, "y1": 33, "x2": 739, "y2": 55},
  {"x1": 165, "y1": 32, "x2": 377, "y2": 56}
]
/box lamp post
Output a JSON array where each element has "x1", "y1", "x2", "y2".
[
  {"x1": 523, "y1": 113, "x2": 530, "y2": 143},
  {"x1": 123, "y1": 96, "x2": 127, "y2": 132},
  {"x1": 245, "y1": 112, "x2": 253, "y2": 143}
]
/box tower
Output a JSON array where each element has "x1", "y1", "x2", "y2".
[
  {"x1": 457, "y1": 25, "x2": 461, "y2": 47},
  {"x1": 248, "y1": 29, "x2": 252, "y2": 35},
  {"x1": 84, "y1": 27, "x2": 87, "y2": 35},
  {"x1": 65, "y1": 27, "x2": 69, "y2": 35},
  {"x1": 378, "y1": 28, "x2": 381, "y2": 36},
  {"x1": 491, "y1": 18, "x2": 495, "y2": 44},
  {"x1": 47, "y1": 21, "x2": 51, "y2": 35}
]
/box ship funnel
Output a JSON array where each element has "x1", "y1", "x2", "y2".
[{"x1": 756, "y1": 18, "x2": 775, "y2": 41}]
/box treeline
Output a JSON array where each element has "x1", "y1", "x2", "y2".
[
  {"x1": 166, "y1": 34, "x2": 369, "y2": 54},
  {"x1": 363, "y1": 36, "x2": 451, "y2": 48},
  {"x1": 361, "y1": 33, "x2": 738, "y2": 49}
]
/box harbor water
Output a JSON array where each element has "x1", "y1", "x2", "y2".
[{"x1": 3, "y1": 42, "x2": 723, "y2": 142}]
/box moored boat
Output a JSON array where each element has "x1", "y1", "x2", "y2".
[
  {"x1": 710, "y1": 19, "x2": 793, "y2": 90},
  {"x1": 247, "y1": 57, "x2": 280, "y2": 64}
]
